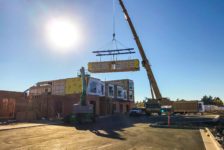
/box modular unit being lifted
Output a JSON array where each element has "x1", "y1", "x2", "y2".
[
  {"x1": 88, "y1": 59, "x2": 139, "y2": 73},
  {"x1": 88, "y1": 0, "x2": 140, "y2": 74}
]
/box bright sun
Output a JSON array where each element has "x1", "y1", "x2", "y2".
[{"x1": 45, "y1": 17, "x2": 81, "y2": 53}]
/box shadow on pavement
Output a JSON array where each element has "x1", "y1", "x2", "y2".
[
  {"x1": 72, "y1": 114, "x2": 149, "y2": 140},
  {"x1": 4, "y1": 114, "x2": 221, "y2": 140},
  {"x1": 0, "y1": 114, "x2": 148, "y2": 140}
]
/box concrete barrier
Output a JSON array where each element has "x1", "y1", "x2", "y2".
[{"x1": 200, "y1": 128, "x2": 223, "y2": 150}]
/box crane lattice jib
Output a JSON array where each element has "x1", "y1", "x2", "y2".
[{"x1": 118, "y1": 0, "x2": 162, "y2": 100}]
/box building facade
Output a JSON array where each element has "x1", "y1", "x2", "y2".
[
  {"x1": 27, "y1": 77, "x2": 135, "y2": 116},
  {"x1": 0, "y1": 77, "x2": 135, "y2": 121}
]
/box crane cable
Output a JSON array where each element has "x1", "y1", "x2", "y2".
[
  {"x1": 112, "y1": 0, "x2": 116, "y2": 41},
  {"x1": 112, "y1": 0, "x2": 118, "y2": 50}
]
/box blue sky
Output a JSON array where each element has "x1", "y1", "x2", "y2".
[{"x1": 0, "y1": 0, "x2": 224, "y2": 101}]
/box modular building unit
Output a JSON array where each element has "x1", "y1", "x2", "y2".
[
  {"x1": 52, "y1": 80, "x2": 65, "y2": 95},
  {"x1": 29, "y1": 85, "x2": 51, "y2": 96},
  {"x1": 105, "y1": 79, "x2": 134, "y2": 101},
  {"x1": 87, "y1": 77, "x2": 105, "y2": 96},
  {"x1": 88, "y1": 59, "x2": 140, "y2": 73},
  {"x1": 105, "y1": 79, "x2": 134, "y2": 91},
  {"x1": 65, "y1": 77, "x2": 89, "y2": 95},
  {"x1": 105, "y1": 84, "x2": 115, "y2": 98}
]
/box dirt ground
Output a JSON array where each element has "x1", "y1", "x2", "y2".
[{"x1": 0, "y1": 115, "x2": 205, "y2": 150}]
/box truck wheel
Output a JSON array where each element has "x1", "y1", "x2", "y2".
[{"x1": 147, "y1": 113, "x2": 151, "y2": 116}]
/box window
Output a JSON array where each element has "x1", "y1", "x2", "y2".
[
  {"x1": 108, "y1": 84, "x2": 114, "y2": 97},
  {"x1": 87, "y1": 78, "x2": 105, "y2": 96},
  {"x1": 98, "y1": 82, "x2": 105, "y2": 96},
  {"x1": 129, "y1": 91, "x2": 133, "y2": 101},
  {"x1": 89, "y1": 81, "x2": 97, "y2": 93},
  {"x1": 129, "y1": 80, "x2": 134, "y2": 90},
  {"x1": 123, "y1": 90, "x2": 127, "y2": 100},
  {"x1": 117, "y1": 86, "x2": 123, "y2": 99}
]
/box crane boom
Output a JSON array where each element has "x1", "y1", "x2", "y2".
[{"x1": 118, "y1": 0, "x2": 162, "y2": 100}]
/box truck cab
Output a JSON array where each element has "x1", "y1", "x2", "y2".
[{"x1": 145, "y1": 102, "x2": 161, "y2": 116}]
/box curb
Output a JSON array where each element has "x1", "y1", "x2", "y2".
[
  {"x1": 149, "y1": 124, "x2": 200, "y2": 130},
  {"x1": 0, "y1": 123, "x2": 62, "y2": 132},
  {"x1": 204, "y1": 128, "x2": 223, "y2": 150}
]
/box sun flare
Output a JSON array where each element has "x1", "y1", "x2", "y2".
[{"x1": 45, "y1": 17, "x2": 81, "y2": 53}]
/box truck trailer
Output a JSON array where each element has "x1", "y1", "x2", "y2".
[
  {"x1": 172, "y1": 101, "x2": 204, "y2": 114},
  {"x1": 145, "y1": 100, "x2": 204, "y2": 115}
]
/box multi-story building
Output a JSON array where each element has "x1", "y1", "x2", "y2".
[{"x1": 26, "y1": 76, "x2": 135, "y2": 118}]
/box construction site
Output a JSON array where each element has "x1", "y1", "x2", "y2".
[{"x1": 1, "y1": 0, "x2": 224, "y2": 150}]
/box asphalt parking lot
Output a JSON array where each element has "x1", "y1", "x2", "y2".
[{"x1": 0, "y1": 115, "x2": 206, "y2": 150}]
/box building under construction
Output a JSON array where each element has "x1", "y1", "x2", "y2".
[{"x1": 0, "y1": 76, "x2": 135, "y2": 121}]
